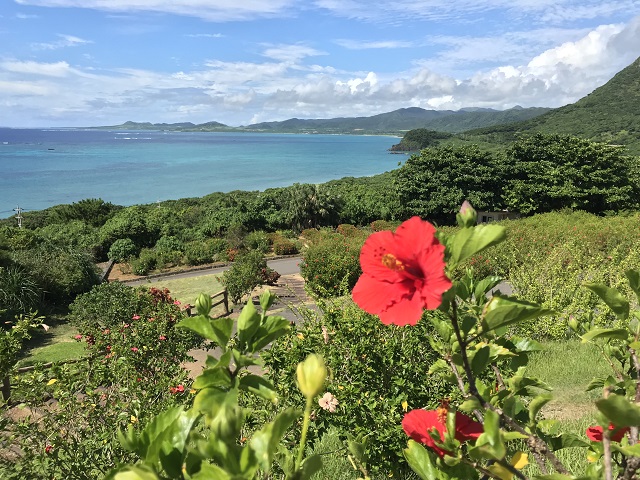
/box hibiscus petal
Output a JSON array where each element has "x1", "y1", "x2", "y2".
[
  {"x1": 393, "y1": 217, "x2": 438, "y2": 261},
  {"x1": 377, "y1": 289, "x2": 425, "y2": 326},
  {"x1": 359, "y1": 230, "x2": 405, "y2": 281},
  {"x1": 402, "y1": 409, "x2": 448, "y2": 457},
  {"x1": 352, "y1": 274, "x2": 408, "y2": 315},
  {"x1": 454, "y1": 412, "x2": 483, "y2": 441}
]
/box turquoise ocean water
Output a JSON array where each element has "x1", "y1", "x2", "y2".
[{"x1": 0, "y1": 128, "x2": 400, "y2": 215}]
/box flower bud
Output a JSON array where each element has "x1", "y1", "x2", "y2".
[
  {"x1": 568, "y1": 316, "x2": 579, "y2": 331},
  {"x1": 296, "y1": 354, "x2": 327, "y2": 399},
  {"x1": 457, "y1": 200, "x2": 477, "y2": 228},
  {"x1": 195, "y1": 293, "x2": 212, "y2": 316}
]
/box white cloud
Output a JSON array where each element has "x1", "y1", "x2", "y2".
[
  {"x1": 16, "y1": 12, "x2": 39, "y2": 19},
  {"x1": 335, "y1": 39, "x2": 414, "y2": 49},
  {"x1": 32, "y1": 34, "x2": 92, "y2": 50},
  {"x1": 1, "y1": 60, "x2": 73, "y2": 77},
  {"x1": 185, "y1": 33, "x2": 224, "y2": 38},
  {"x1": 15, "y1": 0, "x2": 297, "y2": 22},
  {"x1": 261, "y1": 44, "x2": 327, "y2": 63}
]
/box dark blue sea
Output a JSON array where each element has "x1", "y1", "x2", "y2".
[{"x1": 0, "y1": 128, "x2": 400, "y2": 215}]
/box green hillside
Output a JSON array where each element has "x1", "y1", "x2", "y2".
[{"x1": 460, "y1": 57, "x2": 640, "y2": 153}]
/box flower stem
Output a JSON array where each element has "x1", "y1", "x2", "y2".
[{"x1": 295, "y1": 395, "x2": 314, "y2": 471}]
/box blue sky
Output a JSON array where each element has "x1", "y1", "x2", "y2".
[{"x1": 1, "y1": 1, "x2": 640, "y2": 127}]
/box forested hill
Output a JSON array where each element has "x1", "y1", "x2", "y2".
[
  {"x1": 95, "y1": 106, "x2": 549, "y2": 135},
  {"x1": 461, "y1": 56, "x2": 640, "y2": 153}
]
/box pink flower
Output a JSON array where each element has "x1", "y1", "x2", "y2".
[
  {"x1": 131, "y1": 347, "x2": 139, "y2": 353},
  {"x1": 158, "y1": 335, "x2": 166, "y2": 341},
  {"x1": 319, "y1": 392, "x2": 339, "y2": 412},
  {"x1": 73, "y1": 334, "x2": 83, "y2": 341},
  {"x1": 132, "y1": 315, "x2": 140, "y2": 320},
  {"x1": 173, "y1": 300, "x2": 181, "y2": 305},
  {"x1": 103, "y1": 329, "x2": 110, "y2": 335}
]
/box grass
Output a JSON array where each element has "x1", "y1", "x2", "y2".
[
  {"x1": 144, "y1": 274, "x2": 225, "y2": 306},
  {"x1": 522, "y1": 339, "x2": 613, "y2": 476},
  {"x1": 16, "y1": 318, "x2": 86, "y2": 368}
]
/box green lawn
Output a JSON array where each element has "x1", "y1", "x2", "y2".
[
  {"x1": 145, "y1": 274, "x2": 226, "y2": 312},
  {"x1": 17, "y1": 319, "x2": 86, "y2": 368}
]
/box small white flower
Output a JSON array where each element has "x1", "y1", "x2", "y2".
[{"x1": 319, "y1": 392, "x2": 339, "y2": 413}]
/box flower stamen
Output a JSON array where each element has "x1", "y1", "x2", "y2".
[{"x1": 381, "y1": 253, "x2": 404, "y2": 271}]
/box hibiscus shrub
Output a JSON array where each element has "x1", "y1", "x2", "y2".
[
  {"x1": 300, "y1": 232, "x2": 365, "y2": 297},
  {"x1": 261, "y1": 301, "x2": 453, "y2": 475}
]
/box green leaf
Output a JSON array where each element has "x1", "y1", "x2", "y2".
[
  {"x1": 545, "y1": 433, "x2": 589, "y2": 450},
  {"x1": 113, "y1": 465, "x2": 160, "y2": 480},
  {"x1": 581, "y1": 328, "x2": 628, "y2": 343},
  {"x1": 237, "y1": 301, "x2": 261, "y2": 348},
  {"x1": 193, "y1": 367, "x2": 232, "y2": 390},
  {"x1": 403, "y1": 440, "x2": 440, "y2": 480},
  {"x1": 529, "y1": 394, "x2": 553, "y2": 424},
  {"x1": 193, "y1": 387, "x2": 235, "y2": 417},
  {"x1": 239, "y1": 374, "x2": 277, "y2": 403},
  {"x1": 299, "y1": 454, "x2": 323, "y2": 480},
  {"x1": 471, "y1": 346, "x2": 490, "y2": 376},
  {"x1": 250, "y1": 407, "x2": 300, "y2": 474},
  {"x1": 177, "y1": 315, "x2": 218, "y2": 342},
  {"x1": 596, "y1": 394, "x2": 640, "y2": 427},
  {"x1": 584, "y1": 283, "x2": 629, "y2": 320},
  {"x1": 210, "y1": 316, "x2": 233, "y2": 348},
  {"x1": 449, "y1": 224, "x2": 506, "y2": 265},
  {"x1": 250, "y1": 315, "x2": 291, "y2": 352},
  {"x1": 474, "y1": 276, "x2": 503, "y2": 303},
  {"x1": 190, "y1": 463, "x2": 232, "y2": 480},
  {"x1": 205, "y1": 349, "x2": 232, "y2": 369},
  {"x1": 260, "y1": 290, "x2": 276, "y2": 312},
  {"x1": 482, "y1": 295, "x2": 555, "y2": 333},
  {"x1": 626, "y1": 269, "x2": 640, "y2": 304},
  {"x1": 613, "y1": 443, "x2": 640, "y2": 456},
  {"x1": 473, "y1": 409, "x2": 505, "y2": 460}
]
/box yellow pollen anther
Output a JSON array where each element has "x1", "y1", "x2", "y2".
[
  {"x1": 437, "y1": 406, "x2": 448, "y2": 424},
  {"x1": 381, "y1": 253, "x2": 404, "y2": 271}
]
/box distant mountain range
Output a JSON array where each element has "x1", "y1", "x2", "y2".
[
  {"x1": 460, "y1": 57, "x2": 640, "y2": 153},
  {"x1": 96, "y1": 56, "x2": 640, "y2": 154},
  {"x1": 96, "y1": 105, "x2": 551, "y2": 136}
]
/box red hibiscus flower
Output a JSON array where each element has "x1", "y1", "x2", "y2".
[
  {"x1": 586, "y1": 423, "x2": 629, "y2": 442},
  {"x1": 170, "y1": 384, "x2": 185, "y2": 394},
  {"x1": 352, "y1": 216, "x2": 452, "y2": 326},
  {"x1": 402, "y1": 407, "x2": 483, "y2": 457}
]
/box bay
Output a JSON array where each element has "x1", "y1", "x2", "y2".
[{"x1": 0, "y1": 128, "x2": 400, "y2": 214}]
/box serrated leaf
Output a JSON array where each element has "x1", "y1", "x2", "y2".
[
  {"x1": 449, "y1": 224, "x2": 506, "y2": 265},
  {"x1": 403, "y1": 440, "x2": 440, "y2": 480},
  {"x1": 471, "y1": 345, "x2": 490, "y2": 376},
  {"x1": 482, "y1": 295, "x2": 554, "y2": 333},
  {"x1": 250, "y1": 407, "x2": 300, "y2": 473},
  {"x1": 193, "y1": 367, "x2": 232, "y2": 390},
  {"x1": 237, "y1": 301, "x2": 261, "y2": 348},
  {"x1": 581, "y1": 328, "x2": 628, "y2": 343},
  {"x1": 239, "y1": 375, "x2": 277, "y2": 402},
  {"x1": 299, "y1": 454, "x2": 323, "y2": 480},
  {"x1": 596, "y1": 394, "x2": 640, "y2": 427},
  {"x1": 474, "y1": 276, "x2": 503, "y2": 302},
  {"x1": 584, "y1": 283, "x2": 629, "y2": 320},
  {"x1": 250, "y1": 315, "x2": 291, "y2": 352},
  {"x1": 529, "y1": 394, "x2": 553, "y2": 424},
  {"x1": 626, "y1": 269, "x2": 640, "y2": 304}
]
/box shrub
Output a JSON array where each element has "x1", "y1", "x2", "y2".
[
  {"x1": 184, "y1": 241, "x2": 213, "y2": 266},
  {"x1": 245, "y1": 230, "x2": 270, "y2": 253},
  {"x1": 11, "y1": 244, "x2": 99, "y2": 305},
  {"x1": 336, "y1": 223, "x2": 359, "y2": 237},
  {"x1": 300, "y1": 233, "x2": 364, "y2": 297},
  {"x1": 107, "y1": 238, "x2": 139, "y2": 262},
  {"x1": 273, "y1": 237, "x2": 298, "y2": 255},
  {"x1": 221, "y1": 250, "x2": 267, "y2": 304},
  {"x1": 0, "y1": 266, "x2": 41, "y2": 319},
  {"x1": 370, "y1": 219, "x2": 400, "y2": 232},
  {"x1": 130, "y1": 248, "x2": 157, "y2": 276},
  {"x1": 261, "y1": 301, "x2": 451, "y2": 476}
]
